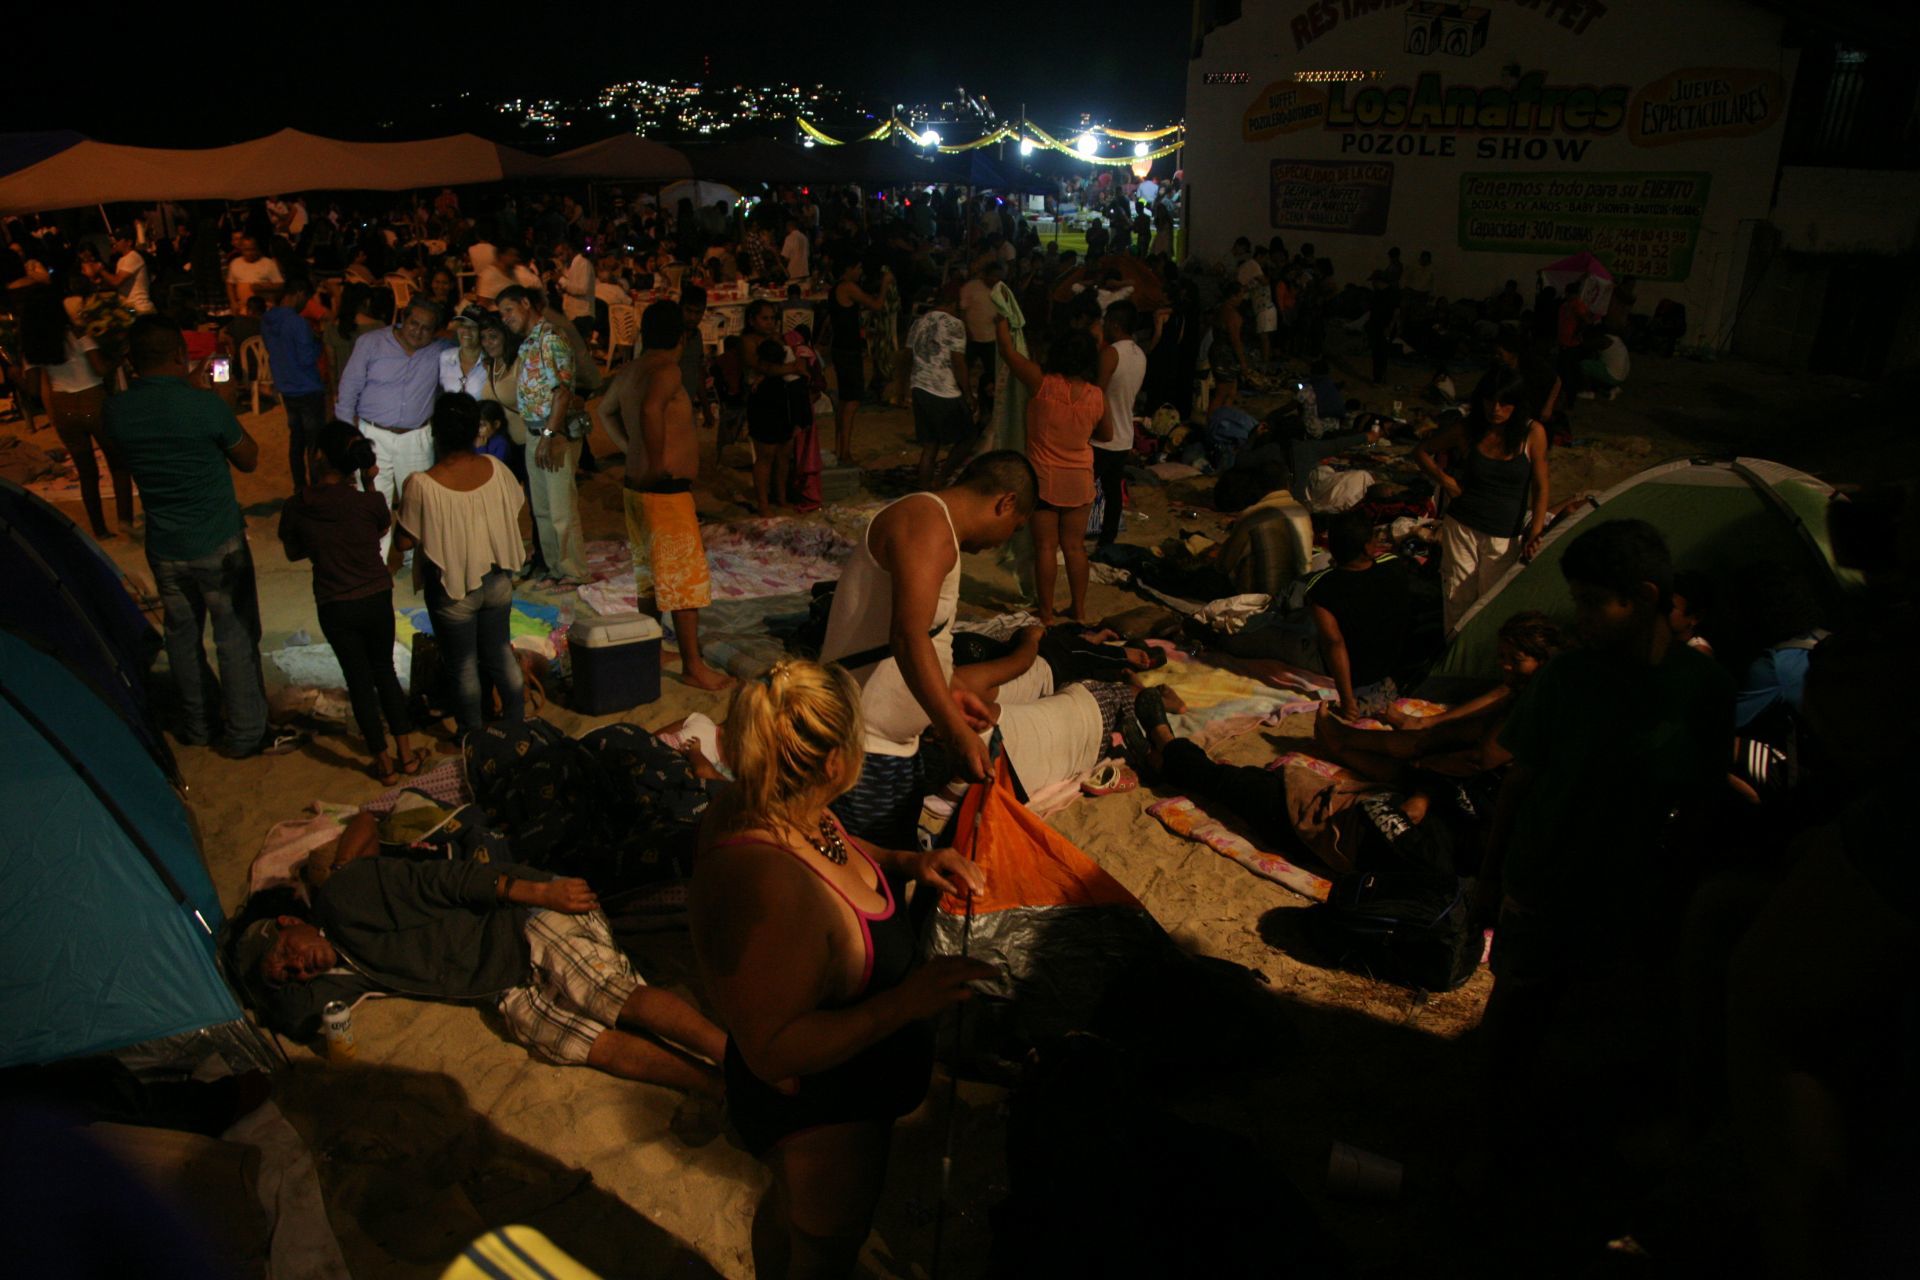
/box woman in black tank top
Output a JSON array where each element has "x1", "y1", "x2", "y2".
[
  {"x1": 1415, "y1": 369, "x2": 1550, "y2": 630},
  {"x1": 690, "y1": 660, "x2": 994, "y2": 1278},
  {"x1": 829, "y1": 261, "x2": 885, "y2": 465}
]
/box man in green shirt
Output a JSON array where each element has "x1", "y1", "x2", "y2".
[{"x1": 104, "y1": 317, "x2": 299, "y2": 759}]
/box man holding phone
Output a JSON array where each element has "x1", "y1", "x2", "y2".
[{"x1": 104, "y1": 316, "x2": 303, "y2": 759}]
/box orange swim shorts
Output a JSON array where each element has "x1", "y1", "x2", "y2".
[{"x1": 622, "y1": 488, "x2": 712, "y2": 613}]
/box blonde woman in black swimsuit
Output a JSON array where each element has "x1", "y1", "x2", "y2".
[{"x1": 690, "y1": 659, "x2": 992, "y2": 1278}]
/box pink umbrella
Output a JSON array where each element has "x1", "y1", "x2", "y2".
[{"x1": 1541, "y1": 251, "x2": 1614, "y2": 312}]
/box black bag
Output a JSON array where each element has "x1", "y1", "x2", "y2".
[
  {"x1": 1307, "y1": 871, "x2": 1478, "y2": 992},
  {"x1": 1303, "y1": 790, "x2": 1479, "y2": 992}
]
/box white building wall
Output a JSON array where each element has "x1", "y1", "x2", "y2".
[
  {"x1": 1771, "y1": 167, "x2": 1920, "y2": 255},
  {"x1": 1185, "y1": 0, "x2": 1797, "y2": 350}
]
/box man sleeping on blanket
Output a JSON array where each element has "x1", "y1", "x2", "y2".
[{"x1": 233, "y1": 752, "x2": 729, "y2": 1101}]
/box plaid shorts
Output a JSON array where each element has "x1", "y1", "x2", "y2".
[{"x1": 496, "y1": 909, "x2": 644, "y2": 1065}]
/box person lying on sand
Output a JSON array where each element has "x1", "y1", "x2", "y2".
[
  {"x1": 1131, "y1": 693, "x2": 1429, "y2": 877},
  {"x1": 1312, "y1": 611, "x2": 1566, "y2": 783},
  {"x1": 236, "y1": 855, "x2": 727, "y2": 1100}
]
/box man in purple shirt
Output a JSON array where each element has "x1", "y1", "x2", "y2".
[
  {"x1": 260, "y1": 278, "x2": 326, "y2": 496},
  {"x1": 336, "y1": 298, "x2": 451, "y2": 556}
]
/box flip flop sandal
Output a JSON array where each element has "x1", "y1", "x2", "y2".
[{"x1": 1081, "y1": 759, "x2": 1139, "y2": 797}]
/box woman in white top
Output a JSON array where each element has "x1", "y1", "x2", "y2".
[
  {"x1": 392, "y1": 393, "x2": 528, "y2": 734},
  {"x1": 22, "y1": 292, "x2": 133, "y2": 537},
  {"x1": 438, "y1": 307, "x2": 489, "y2": 398}
]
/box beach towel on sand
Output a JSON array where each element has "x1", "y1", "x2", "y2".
[{"x1": 1146, "y1": 796, "x2": 1332, "y2": 902}]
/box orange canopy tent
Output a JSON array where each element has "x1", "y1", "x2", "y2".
[{"x1": 0, "y1": 129, "x2": 548, "y2": 215}]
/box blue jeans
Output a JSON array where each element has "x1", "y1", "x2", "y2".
[
  {"x1": 149, "y1": 534, "x2": 268, "y2": 753},
  {"x1": 424, "y1": 565, "x2": 523, "y2": 733}
]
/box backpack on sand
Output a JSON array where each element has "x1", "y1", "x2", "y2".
[{"x1": 1303, "y1": 791, "x2": 1480, "y2": 992}]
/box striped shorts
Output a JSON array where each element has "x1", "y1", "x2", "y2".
[{"x1": 495, "y1": 910, "x2": 644, "y2": 1066}]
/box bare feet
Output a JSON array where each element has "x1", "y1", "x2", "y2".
[{"x1": 680, "y1": 662, "x2": 736, "y2": 692}]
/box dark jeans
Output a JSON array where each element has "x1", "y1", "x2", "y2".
[
  {"x1": 316, "y1": 590, "x2": 411, "y2": 755},
  {"x1": 149, "y1": 534, "x2": 268, "y2": 753},
  {"x1": 423, "y1": 564, "x2": 522, "y2": 733},
  {"x1": 1093, "y1": 447, "x2": 1128, "y2": 546},
  {"x1": 283, "y1": 392, "x2": 326, "y2": 493},
  {"x1": 1162, "y1": 738, "x2": 1291, "y2": 849}
]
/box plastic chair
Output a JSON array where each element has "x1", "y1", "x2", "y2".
[
  {"x1": 239, "y1": 335, "x2": 274, "y2": 414},
  {"x1": 605, "y1": 304, "x2": 639, "y2": 363},
  {"x1": 386, "y1": 275, "x2": 414, "y2": 310}
]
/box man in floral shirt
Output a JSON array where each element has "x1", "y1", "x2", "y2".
[{"x1": 498, "y1": 285, "x2": 589, "y2": 585}]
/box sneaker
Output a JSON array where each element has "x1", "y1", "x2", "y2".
[{"x1": 217, "y1": 726, "x2": 311, "y2": 760}]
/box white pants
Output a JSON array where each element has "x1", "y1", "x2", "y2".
[
  {"x1": 526, "y1": 434, "x2": 586, "y2": 580},
  {"x1": 1440, "y1": 514, "x2": 1518, "y2": 632},
  {"x1": 359, "y1": 422, "x2": 436, "y2": 559}
]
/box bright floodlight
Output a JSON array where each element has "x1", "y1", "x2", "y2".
[
  {"x1": 1076, "y1": 132, "x2": 1097, "y2": 156},
  {"x1": 921, "y1": 129, "x2": 941, "y2": 148},
  {"x1": 1133, "y1": 141, "x2": 1149, "y2": 156},
  {"x1": 1019, "y1": 137, "x2": 1034, "y2": 157},
  {"x1": 802, "y1": 137, "x2": 815, "y2": 147}
]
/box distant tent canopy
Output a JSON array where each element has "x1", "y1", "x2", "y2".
[
  {"x1": 1435, "y1": 457, "x2": 1858, "y2": 683},
  {"x1": 0, "y1": 129, "x2": 549, "y2": 215},
  {"x1": 534, "y1": 135, "x2": 694, "y2": 182},
  {"x1": 0, "y1": 632, "x2": 256, "y2": 1070}
]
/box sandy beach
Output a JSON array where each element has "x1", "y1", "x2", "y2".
[{"x1": 14, "y1": 339, "x2": 1876, "y2": 1277}]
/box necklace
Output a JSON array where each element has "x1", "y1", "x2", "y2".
[{"x1": 803, "y1": 815, "x2": 850, "y2": 866}]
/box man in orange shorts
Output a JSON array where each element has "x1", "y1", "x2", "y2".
[{"x1": 618, "y1": 300, "x2": 733, "y2": 691}]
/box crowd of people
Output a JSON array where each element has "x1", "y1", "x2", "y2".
[{"x1": 6, "y1": 169, "x2": 1908, "y2": 1277}]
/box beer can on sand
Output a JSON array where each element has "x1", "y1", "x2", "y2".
[{"x1": 322, "y1": 1000, "x2": 357, "y2": 1061}]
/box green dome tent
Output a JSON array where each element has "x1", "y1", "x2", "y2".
[
  {"x1": 0, "y1": 631, "x2": 256, "y2": 1070},
  {"x1": 1434, "y1": 457, "x2": 1858, "y2": 684}
]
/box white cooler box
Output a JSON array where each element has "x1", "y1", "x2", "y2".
[{"x1": 570, "y1": 612, "x2": 662, "y2": 713}]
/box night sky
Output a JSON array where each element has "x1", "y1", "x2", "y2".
[{"x1": 3, "y1": 3, "x2": 1192, "y2": 146}]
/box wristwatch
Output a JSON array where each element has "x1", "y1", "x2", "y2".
[{"x1": 539, "y1": 427, "x2": 558, "y2": 439}]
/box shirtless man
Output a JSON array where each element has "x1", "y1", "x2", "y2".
[
  {"x1": 616, "y1": 300, "x2": 732, "y2": 691},
  {"x1": 820, "y1": 451, "x2": 1036, "y2": 847}
]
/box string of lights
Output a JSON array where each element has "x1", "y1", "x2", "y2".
[{"x1": 795, "y1": 114, "x2": 1184, "y2": 162}]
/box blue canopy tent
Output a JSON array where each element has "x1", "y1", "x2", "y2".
[{"x1": 0, "y1": 631, "x2": 249, "y2": 1069}]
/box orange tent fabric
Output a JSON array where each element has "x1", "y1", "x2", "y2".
[
  {"x1": 939, "y1": 756, "x2": 1141, "y2": 919},
  {"x1": 929, "y1": 756, "x2": 1168, "y2": 1046}
]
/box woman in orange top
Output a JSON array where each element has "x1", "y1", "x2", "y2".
[{"x1": 994, "y1": 316, "x2": 1111, "y2": 624}]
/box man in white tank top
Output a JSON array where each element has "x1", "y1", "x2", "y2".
[{"x1": 821, "y1": 452, "x2": 1036, "y2": 845}]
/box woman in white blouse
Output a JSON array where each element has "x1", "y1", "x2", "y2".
[
  {"x1": 438, "y1": 307, "x2": 489, "y2": 398},
  {"x1": 392, "y1": 393, "x2": 528, "y2": 734}
]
